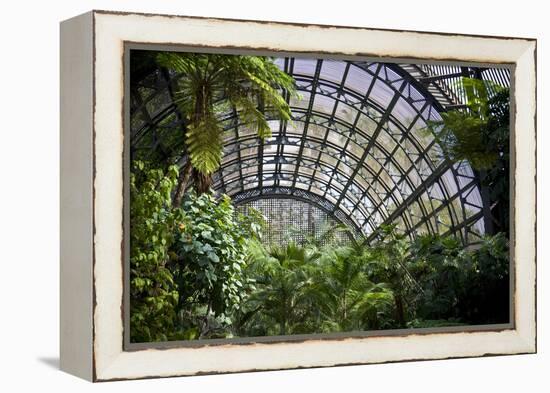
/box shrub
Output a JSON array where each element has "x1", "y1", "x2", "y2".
[
  {"x1": 129, "y1": 161, "x2": 183, "y2": 342},
  {"x1": 171, "y1": 193, "x2": 260, "y2": 338}
]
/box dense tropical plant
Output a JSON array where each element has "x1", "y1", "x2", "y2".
[
  {"x1": 407, "y1": 234, "x2": 471, "y2": 322},
  {"x1": 236, "y1": 241, "x2": 398, "y2": 336},
  {"x1": 365, "y1": 226, "x2": 422, "y2": 328},
  {"x1": 314, "y1": 246, "x2": 394, "y2": 332},
  {"x1": 427, "y1": 77, "x2": 510, "y2": 235},
  {"x1": 456, "y1": 232, "x2": 510, "y2": 324},
  {"x1": 170, "y1": 192, "x2": 262, "y2": 338},
  {"x1": 129, "y1": 161, "x2": 183, "y2": 342},
  {"x1": 240, "y1": 243, "x2": 321, "y2": 335},
  {"x1": 303, "y1": 221, "x2": 353, "y2": 248},
  {"x1": 427, "y1": 78, "x2": 507, "y2": 168},
  {"x1": 404, "y1": 232, "x2": 509, "y2": 326},
  {"x1": 156, "y1": 53, "x2": 297, "y2": 199}
]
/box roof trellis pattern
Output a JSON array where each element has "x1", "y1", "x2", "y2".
[{"x1": 130, "y1": 53, "x2": 510, "y2": 245}]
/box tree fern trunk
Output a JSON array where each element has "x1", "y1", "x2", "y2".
[
  {"x1": 193, "y1": 168, "x2": 213, "y2": 195},
  {"x1": 395, "y1": 295, "x2": 406, "y2": 328},
  {"x1": 173, "y1": 160, "x2": 193, "y2": 207}
]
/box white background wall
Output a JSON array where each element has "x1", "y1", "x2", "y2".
[{"x1": 0, "y1": 0, "x2": 546, "y2": 391}]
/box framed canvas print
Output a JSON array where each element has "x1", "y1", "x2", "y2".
[{"x1": 60, "y1": 10, "x2": 537, "y2": 382}]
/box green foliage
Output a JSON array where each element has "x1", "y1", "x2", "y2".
[
  {"x1": 129, "y1": 166, "x2": 509, "y2": 340},
  {"x1": 129, "y1": 58, "x2": 512, "y2": 342},
  {"x1": 407, "y1": 234, "x2": 471, "y2": 321},
  {"x1": 303, "y1": 222, "x2": 353, "y2": 248},
  {"x1": 406, "y1": 232, "x2": 509, "y2": 324},
  {"x1": 171, "y1": 193, "x2": 259, "y2": 338},
  {"x1": 241, "y1": 243, "x2": 321, "y2": 335},
  {"x1": 314, "y1": 246, "x2": 394, "y2": 332},
  {"x1": 458, "y1": 233, "x2": 510, "y2": 324},
  {"x1": 426, "y1": 78, "x2": 510, "y2": 235},
  {"x1": 365, "y1": 229, "x2": 420, "y2": 328},
  {"x1": 129, "y1": 161, "x2": 183, "y2": 342},
  {"x1": 236, "y1": 242, "x2": 396, "y2": 336},
  {"x1": 430, "y1": 110, "x2": 494, "y2": 168},
  {"x1": 354, "y1": 226, "x2": 509, "y2": 329},
  {"x1": 426, "y1": 78, "x2": 509, "y2": 170},
  {"x1": 156, "y1": 52, "x2": 296, "y2": 178},
  {"x1": 184, "y1": 117, "x2": 224, "y2": 175}
]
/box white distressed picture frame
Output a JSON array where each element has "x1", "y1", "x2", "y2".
[{"x1": 60, "y1": 10, "x2": 536, "y2": 382}]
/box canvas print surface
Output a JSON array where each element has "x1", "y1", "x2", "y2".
[{"x1": 128, "y1": 49, "x2": 511, "y2": 344}]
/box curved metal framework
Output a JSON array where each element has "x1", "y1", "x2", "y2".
[{"x1": 130, "y1": 53, "x2": 510, "y2": 245}]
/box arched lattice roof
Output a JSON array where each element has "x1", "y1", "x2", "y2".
[{"x1": 130, "y1": 53, "x2": 510, "y2": 245}]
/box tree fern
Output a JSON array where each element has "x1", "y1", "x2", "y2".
[{"x1": 156, "y1": 52, "x2": 296, "y2": 194}]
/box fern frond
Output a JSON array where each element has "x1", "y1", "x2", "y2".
[
  {"x1": 156, "y1": 52, "x2": 198, "y2": 75},
  {"x1": 156, "y1": 53, "x2": 297, "y2": 178},
  {"x1": 186, "y1": 117, "x2": 224, "y2": 174},
  {"x1": 232, "y1": 96, "x2": 272, "y2": 139}
]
